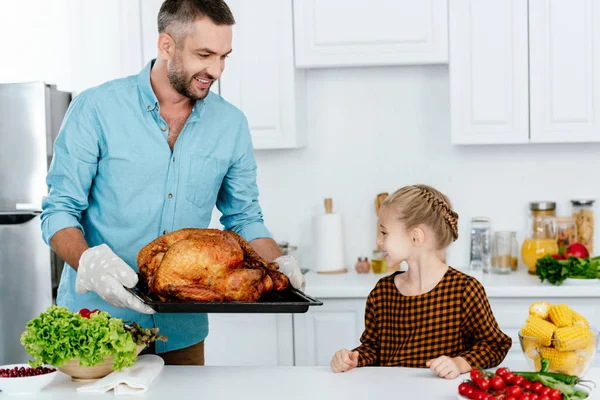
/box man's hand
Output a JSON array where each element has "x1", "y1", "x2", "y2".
[
  {"x1": 76, "y1": 244, "x2": 155, "y2": 314},
  {"x1": 426, "y1": 355, "x2": 468, "y2": 379},
  {"x1": 330, "y1": 349, "x2": 359, "y2": 373},
  {"x1": 275, "y1": 255, "x2": 306, "y2": 291}
]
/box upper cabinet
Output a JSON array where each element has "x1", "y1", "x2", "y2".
[
  {"x1": 529, "y1": 0, "x2": 600, "y2": 143},
  {"x1": 221, "y1": 0, "x2": 306, "y2": 149},
  {"x1": 449, "y1": 0, "x2": 529, "y2": 145},
  {"x1": 293, "y1": 0, "x2": 449, "y2": 68},
  {"x1": 450, "y1": 0, "x2": 600, "y2": 144}
]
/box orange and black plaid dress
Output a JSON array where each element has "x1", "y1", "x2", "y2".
[{"x1": 354, "y1": 267, "x2": 512, "y2": 369}]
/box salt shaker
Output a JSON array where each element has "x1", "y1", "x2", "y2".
[{"x1": 355, "y1": 257, "x2": 370, "y2": 273}]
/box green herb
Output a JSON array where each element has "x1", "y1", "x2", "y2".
[{"x1": 535, "y1": 255, "x2": 600, "y2": 286}]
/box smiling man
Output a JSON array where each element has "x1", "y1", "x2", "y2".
[{"x1": 40, "y1": 0, "x2": 305, "y2": 366}]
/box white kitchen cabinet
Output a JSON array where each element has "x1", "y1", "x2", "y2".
[
  {"x1": 220, "y1": 0, "x2": 306, "y2": 150},
  {"x1": 204, "y1": 313, "x2": 294, "y2": 366},
  {"x1": 293, "y1": 299, "x2": 366, "y2": 366},
  {"x1": 529, "y1": 0, "x2": 600, "y2": 143},
  {"x1": 66, "y1": 0, "x2": 143, "y2": 94},
  {"x1": 293, "y1": 0, "x2": 448, "y2": 68},
  {"x1": 449, "y1": 0, "x2": 529, "y2": 144}
]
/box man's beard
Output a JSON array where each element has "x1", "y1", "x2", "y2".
[{"x1": 167, "y1": 56, "x2": 212, "y2": 101}]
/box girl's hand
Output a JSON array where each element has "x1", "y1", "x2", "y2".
[
  {"x1": 426, "y1": 355, "x2": 466, "y2": 379},
  {"x1": 330, "y1": 349, "x2": 359, "y2": 373}
]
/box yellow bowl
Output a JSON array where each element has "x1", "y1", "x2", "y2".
[
  {"x1": 519, "y1": 328, "x2": 599, "y2": 377},
  {"x1": 58, "y1": 345, "x2": 146, "y2": 382}
]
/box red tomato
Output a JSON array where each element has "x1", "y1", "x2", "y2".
[
  {"x1": 532, "y1": 382, "x2": 544, "y2": 394},
  {"x1": 78, "y1": 308, "x2": 91, "y2": 318},
  {"x1": 530, "y1": 394, "x2": 539, "y2": 400},
  {"x1": 504, "y1": 372, "x2": 515, "y2": 384},
  {"x1": 507, "y1": 397, "x2": 517, "y2": 400},
  {"x1": 506, "y1": 386, "x2": 522, "y2": 397},
  {"x1": 496, "y1": 367, "x2": 509, "y2": 378},
  {"x1": 522, "y1": 380, "x2": 533, "y2": 391},
  {"x1": 548, "y1": 389, "x2": 562, "y2": 400},
  {"x1": 476, "y1": 392, "x2": 488, "y2": 400},
  {"x1": 538, "y1": 396, "x2": 551, "y2": 400},
  {"x1": 491, "y1": 376, "x2": 505, "y2": 390},
  {"x1": 539, "y1": 387, "x2": 551, "y2": 396},
  {"x1": 518, "y1": 395, "x2": 531, "y2": 400},
  {"x1": 475, "y1": 378, "x2": 491, "y2": 391},
  {"x1": 471, "y1": 369, "x2": 482, "y2": 380},
  {"x1": 512, "y1": 376, "x2": 525, "y2": 387},
  {"x1": 465, "y1": 386, "x2": 476, "y2": 399},
  {"x1": 459, "y1": 383, "x2": 471, "y2": 396}
]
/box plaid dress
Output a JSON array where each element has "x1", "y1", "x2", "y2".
[{"x1": 354, "y1": 267, "x2": 512, "y2": 369}]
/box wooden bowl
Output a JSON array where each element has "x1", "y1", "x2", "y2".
[{"x1": 58, "y1": 345, "x2": 146, "y2": 382}]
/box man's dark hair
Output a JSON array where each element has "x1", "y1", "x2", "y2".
[{"x1": 157, "y1": 0, "x2": 235, "y2": 42}]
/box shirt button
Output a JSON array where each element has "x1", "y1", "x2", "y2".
[
  {"x1": 172, "y1": 157, "x2": 176, "y2": 162},
  {"x1": 161, "y1": 126, "x2": 167, "y2": 131},
  {"x1": 163, "y1": 230, "x2": 167, "y2": 235},
  {"x1": 168, "y1": 193, "x2": 173, "y2": 199},
  {"x1": 147, "y1": 105, "x2": 152, "y2": 110}
]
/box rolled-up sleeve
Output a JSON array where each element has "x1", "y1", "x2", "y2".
[
  {"x1": 216, "y1": 116, "x2": 271, "y2": 242},
  {"x1": 41, "y1": 93, "x2": 102, "y2": 246}
]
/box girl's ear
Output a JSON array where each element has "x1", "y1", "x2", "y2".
[{"x1": 411, "y1": 228, "x2": 425, "y2": 247}]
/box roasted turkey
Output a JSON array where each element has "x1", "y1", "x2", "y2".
[{"x1": 136, "y1": 228, "x2": 289, "y2": 302}]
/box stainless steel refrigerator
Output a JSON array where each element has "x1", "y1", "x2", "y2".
[{"x1": 0, "y1": 82, "x2": 71, "y2": 364}]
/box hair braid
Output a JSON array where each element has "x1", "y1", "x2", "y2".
[{"x1": 415, "y1": 185, "x2": 459, "y2": 242}]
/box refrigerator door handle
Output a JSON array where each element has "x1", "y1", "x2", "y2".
[{"x1": 0, "y1": 210, "x2": 41, "y2": 225}]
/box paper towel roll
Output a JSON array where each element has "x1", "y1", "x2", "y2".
[{"x1": 313, "y1": 212, "x2": 345, "y2": 273}]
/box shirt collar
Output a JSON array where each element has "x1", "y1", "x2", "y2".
[{"x1": 138, "y1": 59, "x2": 208, "y2": 119}]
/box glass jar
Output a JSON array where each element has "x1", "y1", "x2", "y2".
[
  {"x1": 556, "y1": 217, "x2": 578, "y2": 250},
  {"x1": 510, "y1": 232, "x2": 519, "y2": 271},
  {"x1": 571, "y1": 200, "x2": 595, "y2": 255},
  {"x1": 521, "y1": 202, "x2": 558, "y2": 274},
  {"x1": 469, "y1": 217, "x2": 492, "y2": 274},
  {"x1": 371, "y1": 249, "x2": 387, "y2": 274},
  {"x1": 492, "y1": 231, "x2": 515, "y2": 274}
]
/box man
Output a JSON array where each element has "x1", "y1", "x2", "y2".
[{"x1": 40, "y1": 0, "x2": 305, "y2": 366}]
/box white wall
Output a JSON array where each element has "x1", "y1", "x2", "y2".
[{"x1": 252, "y1": 65, "x2": 600, "y2": 269}]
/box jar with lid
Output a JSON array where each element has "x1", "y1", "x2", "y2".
[
  {"x1": 521, "y1": 202, "x2": 558, "y2": 274},
  {"x1": 469, "y1": 217, "x2": 492, "y2": 274},
  {"x1": 571, "y1": 200, "x2": 594, "y2": 255},
  {"x1": 555, "y1": 217, "x2": 578, "y2": 250},
  {"x1": 355, "y1": 257, "x2": 370, "y2": 274},
  {"x1": 371, "y1": 249, "x2": 387, "y2": 274}
]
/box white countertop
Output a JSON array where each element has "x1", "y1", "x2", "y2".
[
  {"x1": 10, "y1": 366, "x2": 599, "y2": 399},
  {"x1": 304, "y1": 267, "x2": 600, "y2": 298}
]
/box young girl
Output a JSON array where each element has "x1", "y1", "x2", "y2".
[{"x1": 330, "y1": 184, "x2": 511, "y2": 379}]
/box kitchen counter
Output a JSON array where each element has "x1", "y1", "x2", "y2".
[
  {"x1": 304, "y1": 267, "x2": 600, "y2": 298},
  {"x1": 11, "y1": 366, "x2": 600, "y2": 399}
]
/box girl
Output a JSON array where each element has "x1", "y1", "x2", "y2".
[{"x1": 330, "y1": 185, "x2": 511, "y2": 379}]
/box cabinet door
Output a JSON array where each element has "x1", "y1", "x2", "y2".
[
  {"x1": 529, "y1": 0, "x2": 600, "y2": 143},
  {"x1": 220, "y1": 0, "x2": 306, "y2": 149},
  {"x1": 204, "y1": 314, "x2": 294, "y2": 366},
  {"x1": 293, "y1": 0, "x2": 448, "y2": 68},
  {"x1": 449, "y1": 0, "x2": 529, "y2": 144},
  {"x1": 293, "y1": 299, "x2": 366, "y2": 366},
  {"x1": 67, "y1": 0, "x2": 143, "y2": 94}
]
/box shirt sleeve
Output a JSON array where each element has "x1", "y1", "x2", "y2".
[
  {"x1": 40, "y1": 93, "x2": 103, "y2": 246},
  {"x1": 216, "y1": 115, "x2": 271, "y2": 242},
  {"x1": 353, "y1": 289, "x2": 380, "y2": 367},
  {"x1": 459, "y1": 278, "x2": 512, "y2": 369}
]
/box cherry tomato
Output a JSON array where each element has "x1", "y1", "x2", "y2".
[
  {"x1": 518, "y1": 395, "x2": 531, "y2": 400},
  {"x1": 522, "y1": 380, "x2": 533, "y2": 391},
  {"x1": 532, "y1": 382, "x2": 544, "y2": 394},
  {"x1": 506, "y1": 385, "x2": 522, "y2": 398},
  {"x1": 459, "y1": 383, "x2": 471, "y2": 396},
  {"x1": 538, "y1": 387, "x2": 551, "y2": 396},
  {"x1": 530, "y1": 394, "x2": 539, "y2": 400},
  {"x1": 548, "y1": 389, "x2": 562, "y2": 400},
  {"x1": 504, "y1": 372, "x2": 515, "y2": 384},
  {"x1": 490, "y1": 375, "x2": 505, "y2": 390},
  {"x1": 476, "y1": 392, "x2": 488, "y2": 400},
  {"x1": 78, "y1": 308, "x2": 91, "y2": 318},
  {"x1": 496, "y1": 367, "x2": 509, "y2": 378},
  {"x1": 471, "y1": 369, "x2": 482, "y2": 380},
  {"x1": 538, "y1": 395, "x2": 551, "y2": 400},
  {"x1": 464, "y1": 386, "x2": 476, "y2": 399},
  {"x1": 507, "y1": 397, "x2": 517, "y2": 400},
  {"x1": 512, "y1": 376, "x2": 525, "y2": 387},
  {"x1": 475, "y1": 378, "x2": 491, "y2": 391}
]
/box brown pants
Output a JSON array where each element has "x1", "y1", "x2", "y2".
[{"x1": 141, "y1": 340, "x2": 205, "y2": 366}]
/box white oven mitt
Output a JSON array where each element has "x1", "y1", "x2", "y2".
[
  {"x1": 275, "y1": 255, "x2": 306, "y2": 291},
  {"x1": 76, "y1": 244, "x2": 154, "y2": 314},
  {"x1": 76, "y1": 355, "x2": 164, "y2": 395}
]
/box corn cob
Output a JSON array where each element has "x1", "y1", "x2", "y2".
[
  {"x1": 529, "y1": 301, "x2": 551, "y2": 319},
  {"x1": 572, "y1": 311, "x2": 590, "y2": 328},
  {"x1": 521, "y1": 316, "x2": 557, "y2": 346},
  {"x1": 548, "y1": 304, "x2": 574, "y2": 327},
  {"x1": 554, "y1": 326, "x2": 594, "y2": 351},
  {"x1": 540, "y1": 347, "x2": 580, "y2": 375}
]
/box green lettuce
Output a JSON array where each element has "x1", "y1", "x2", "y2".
[{"x1": 20, "y1": 306, "x2": 138, "y2": 371}]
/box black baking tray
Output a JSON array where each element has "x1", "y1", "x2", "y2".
[{"x1": 125, "y1": 278, "x2": 322, "y2": 314}]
